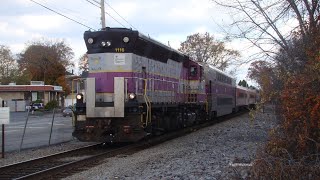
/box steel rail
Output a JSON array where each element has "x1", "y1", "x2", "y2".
[{"x1": 0, "y1": 143, "x2": 102, "y2": 180}]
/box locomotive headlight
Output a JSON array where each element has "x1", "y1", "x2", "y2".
[
  {"x1": 101, "y1": 41, "x2": 111, "y2": 47},
  {"x1": 76, "y1": 93, "x2": 84, "y2": 104},
  {"x1": 129, "y1": 93, "x2": 136, "y2": 100},
  {"x1": 123, "y1": 36, "x2": 130, "y2": 43},
  {"x1": 76, "y1": 94, "x2": 82, "y2": 100},
  {"x1": 88, "y1": 38, "x2": 94, "y2": 44}
]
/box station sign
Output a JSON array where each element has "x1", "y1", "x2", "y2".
[
  {"x1": 0, "y1": 107, "x2": 10, "y2": 124},
  {"x1": 53, "y1": 86, "x2": 63, "y2": 91}
]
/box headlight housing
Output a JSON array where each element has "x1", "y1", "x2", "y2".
[
  {"x1": 76, "y1": 93, "x2": 84, "y2": 104},
  {"x1": 129, "y1": 93, "x2": 136, "y2": 100},
  {"x1": 123, "y1": 37, "x2": 129, "y2": 43},
  {"x1": 88, "y1": 38, "x2": 94, "y2": 44},
  {"x1": 76, "y1": 94, "x2": 82, "y2": 100}
]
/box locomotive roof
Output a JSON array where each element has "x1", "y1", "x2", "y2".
[
  {"x1": 137, "y1": 31, "x2": 185, "y2": 57},
  {"x1": 84, "y1": 27, "x2": 187, "y2": 62}
]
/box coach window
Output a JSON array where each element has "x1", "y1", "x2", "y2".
[{"x1": 190, "y1": 66, "x2": 197, "y2": 77}]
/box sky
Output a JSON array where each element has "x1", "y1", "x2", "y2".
[{"x1": 0, "y1": 0, "x2": 255, "y2": 83}]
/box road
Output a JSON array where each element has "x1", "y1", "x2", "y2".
[{"x1": 0, "y1": 110, "x2": 74, "y2": 152}]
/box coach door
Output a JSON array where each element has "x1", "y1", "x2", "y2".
[{"x1": 207, "y1": 80, "x2": 213, "y2": 116}]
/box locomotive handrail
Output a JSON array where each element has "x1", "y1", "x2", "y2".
[
  {"x1": 143, "y1": 79, "x2": 152, "y2": 126},
  {"x1": 125, "y1": 78, "x2": 128, "y2": 101}
]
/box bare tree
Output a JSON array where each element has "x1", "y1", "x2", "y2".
[
  {"x1": 214, "y1": 0, "x2": 320, "y2": 62},
  {"x1": 216, "y1": 1, "x2": 320, "y2": 178},
  {"x1": 78, "y1": 53, "x2": 88, "y2": 74},
  {"x1": 178, "y1": 32, "x2": 240, "y2": 71}
]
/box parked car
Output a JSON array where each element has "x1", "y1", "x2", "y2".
[
  {"x1": 32, "y1": 103, "x2": 44, "y2": 110},
  {"x1": 62, "y1": 108, "x2": 73, "y2": 117}
]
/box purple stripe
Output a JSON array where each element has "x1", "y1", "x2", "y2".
[
  {"x1": 89, "y1": 72, "x2": 185, "y2": 93},
  {"x1": 89, "y1": 72, "x2": 133, "y2": 92}
]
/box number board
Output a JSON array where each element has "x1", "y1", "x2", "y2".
[
  {"x1": 0, "y1": 107, "x2": 10, "y2": 124},
  {"x1": 115, "y1": 48, "x2": 125, "y2": 53}
]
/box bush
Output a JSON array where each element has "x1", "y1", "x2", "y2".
[{"x1": 45, "y1": 100, "x2": 58, "y2": 110}]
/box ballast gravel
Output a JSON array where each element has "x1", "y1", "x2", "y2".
[
  {"x1": 0, "y1": 105, "x2": 278, "y2": 179},
  {"x1": 65, "y1": 106, "x2": 278, "y2": 180}
]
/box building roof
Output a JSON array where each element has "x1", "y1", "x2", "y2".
[{"x1": 0, "y1": 85, "x2": 63, "y2": 92}]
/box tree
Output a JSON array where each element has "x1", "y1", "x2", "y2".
[
  {"x1": 214, "y1": 0, "x2": 319, "y2": 62},
  {"x1": 178, "y1": 32, "x2": 240, "y2": 71},
  {"x1": 18, "y1": 39, "x2": 74, "y2": 91},
  {"x1": 78, "y1": 53, "x2": 88, "y2": 74},
  {"x1": 215, "y1": 0, "x2": 320, "y2": 178},
  {"x1": 0, "y1": 45, "x2": 17, "y2": 84},
  {"x1": 238, "y1": 79, "x2": 249, "y2": 87}
]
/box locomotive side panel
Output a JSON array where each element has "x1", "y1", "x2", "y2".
[{"x1": 131, "y1": 54, "x2": 183, "y2": 104}]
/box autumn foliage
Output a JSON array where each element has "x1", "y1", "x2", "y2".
[
  {"x1": 18, "y1": 40, "x2": 74, "y2": 94},
  {"x1": 251, "y1": 34, "x2": 320, "y2": 179}
]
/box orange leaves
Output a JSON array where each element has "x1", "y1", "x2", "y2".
[
  {"x1": 279, "y1": 60, "x2": 320, "y2": 157},
  {"x1": 18, "y1": 40, "x2": 74, "y2": 86},
  {"x1": 56, "y1": 76, "x2": 70, "y2": 95}
]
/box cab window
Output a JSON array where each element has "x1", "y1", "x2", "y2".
[{"x1": 190, "y1": 66, "x2": 197, "y2": 77}]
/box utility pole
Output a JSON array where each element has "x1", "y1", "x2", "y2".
[{"x1": 101, "y1": 0, "x2": 106, "y2": 29}]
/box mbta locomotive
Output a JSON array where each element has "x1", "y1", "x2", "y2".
[{"x1": 73, "y1": 27, "x2": 257, "y2": 143}]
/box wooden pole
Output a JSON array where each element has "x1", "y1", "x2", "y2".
[
  {"x1": 2, "y1": 100, "x2": 4, "y2": 158},
  {"x1": 101, "y1": 0, "x2": 106, "y2": 28},
  {"x1": 1, "y1": 124, "x2": 4, "y2": 158}
]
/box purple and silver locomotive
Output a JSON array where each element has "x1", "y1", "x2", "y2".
[{"x1": 73, "y1": 27, "x2": 257, "y2": 143}]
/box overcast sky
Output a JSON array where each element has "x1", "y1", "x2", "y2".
[{"x1": 0, "y1": 0, "x2": 254, "y2": 82}]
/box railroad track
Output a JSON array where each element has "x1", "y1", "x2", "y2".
[
  {"x1": 0, "y1": 110, "x2": 248, "y2": 180},
  {"x1": 0, "y1": 143, "x2": 105, "y2": 180}
]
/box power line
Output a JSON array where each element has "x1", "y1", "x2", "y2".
[
  {"x1": 29, "y1": 0, "x2": 95, "y2": 30},
  {"x1": 43, "y1": 0, "x2": 95, "y2": 25},
  {"x1": 104, "y1": 11, "x2": 126, "y2": 28},
  {"x1": 104, "y1": 1, "x2": 137, "y2": 30},
  {"x1": 91, "y1": 0, "x2": 101, "y2": 5},
  {"x1": 85, "y1": 0, "x2": 100, "y2": 8},
  {"x1": 90, "y1": 0, "x2": 136, "y2": 29},
  {"x1": 84, "y1": 0, "x2": 126, "y2": 28}
]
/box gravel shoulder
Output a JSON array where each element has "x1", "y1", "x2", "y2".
[{"x1": 65, "y1": 105, "x2": 278, "y2": 180}]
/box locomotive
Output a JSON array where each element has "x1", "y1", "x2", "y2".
[{"x1": 73, "y1": 27, "x2": 257, "y2": 143}]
